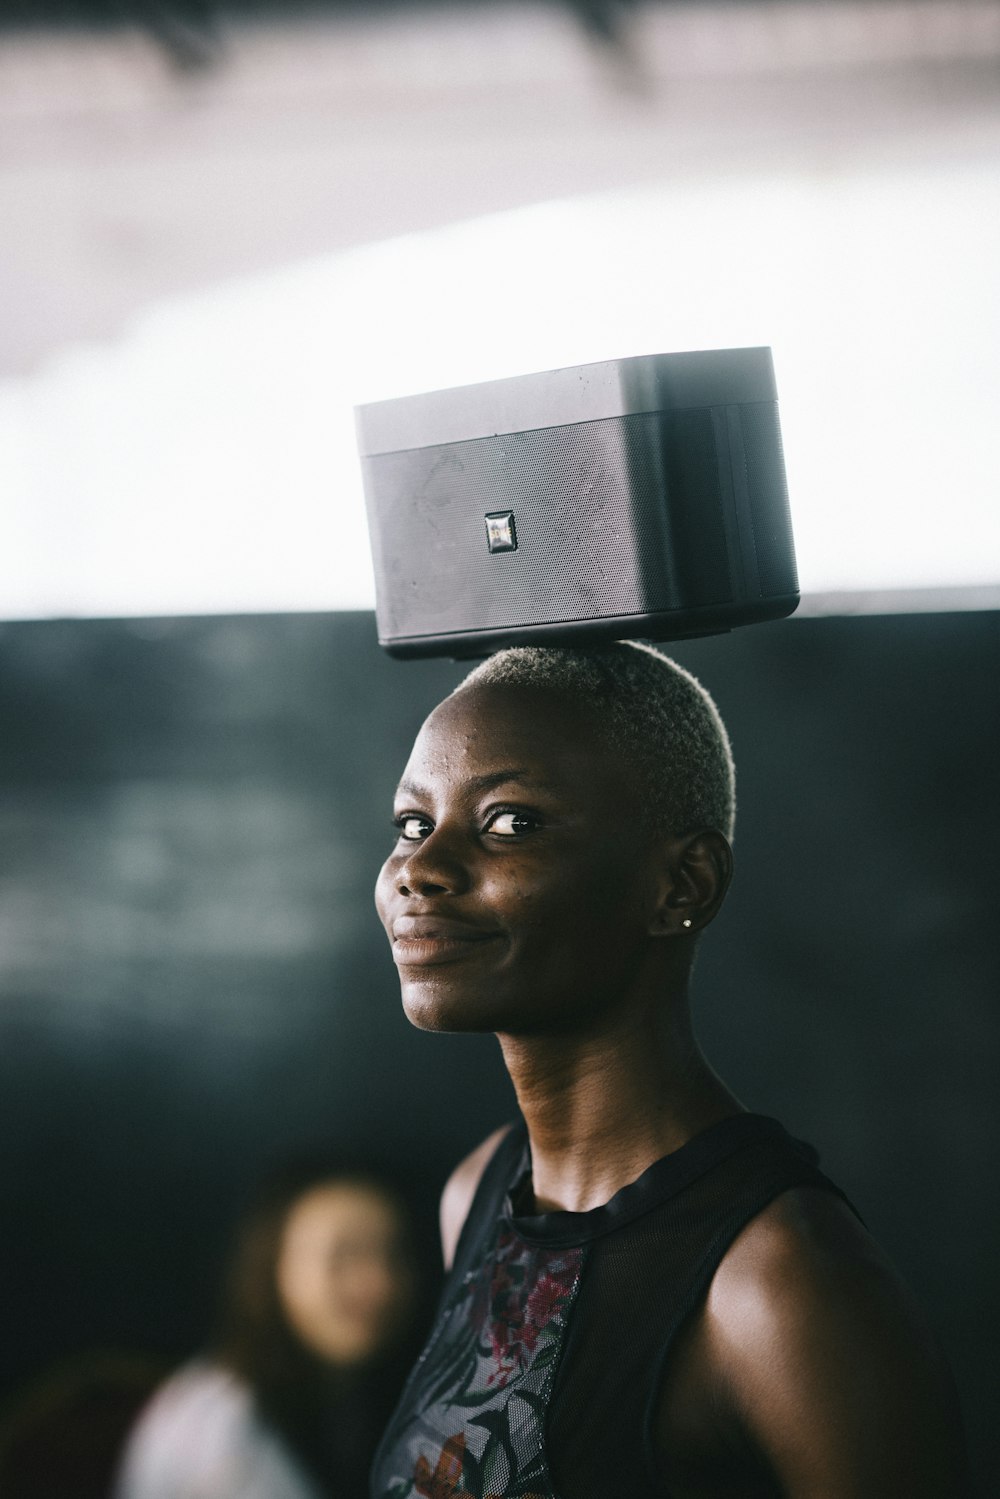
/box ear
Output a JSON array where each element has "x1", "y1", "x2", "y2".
[{"x1": 648, "y1": 829, "x2": 733, "y2": 938}]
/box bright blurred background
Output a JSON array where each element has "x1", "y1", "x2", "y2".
[
  {"x1": 3, "y1": 0, "x2": 999, "y2": 617},
  {"x1": 1, "y1": 4, "x2": 998, "y2": 1495}
]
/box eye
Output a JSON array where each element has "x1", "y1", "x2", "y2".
[
  {"x1": 485, "y1": 809, "x2": 539, "y2": 838},
  {"x1": 394, "y1": 813, "x2": 432, "y2": 842}
]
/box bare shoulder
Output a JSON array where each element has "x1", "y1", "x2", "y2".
[
  {"x1": 692, "y1": 1186, "x2": 970, "y2": 1495},
  {"x1": 439, "y1": 1124, "x2": 514, "y2": 1271},
  {"x1": 709, "y1": 1185, "x2": 898, "y2": 1324}
]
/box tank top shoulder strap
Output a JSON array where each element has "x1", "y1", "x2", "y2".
[{"x1": 448, "y1": 1120, "x2": 527, "y2": 1287}]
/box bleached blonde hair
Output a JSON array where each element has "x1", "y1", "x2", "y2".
[{"x1": 455, "y1": 641, "x2": 735, "y2": 841}]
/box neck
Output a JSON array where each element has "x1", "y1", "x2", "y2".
[{"x1": 497, "y1": 993, "x2": 742, "y2": 1214}]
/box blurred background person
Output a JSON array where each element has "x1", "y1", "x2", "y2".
[{"x1": 115, "y1": 1161, "x2": 419, "y2": 1499}]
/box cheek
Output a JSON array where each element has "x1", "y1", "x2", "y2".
[
  {"x1": 502, "y1": 857, "x2": 647, "y2": 964},
  {"x1": 480, "y1": 864, "x2": 551, "y2": 929},
  {"x1": 486, "y1": 871, "x2": 597, "y2": 971},
  {"x1": 374, "y1": 858, "x2": 395, "y2": 931},
  {"x1": 503, "y1": 855, "x2": 606, "y2": 921}
]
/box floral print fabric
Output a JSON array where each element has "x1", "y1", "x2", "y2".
[{"x1": 376, "y1": 1227, "x2": 583, "y2": 1499}]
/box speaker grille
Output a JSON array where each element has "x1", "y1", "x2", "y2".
[
  {"x1": 739, "y1": 403, "x2": 798, "y2": 598},
  {"x1": 365, "y1": 410, "x2": 732, "y2": 640}
]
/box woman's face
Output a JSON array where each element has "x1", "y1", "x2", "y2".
[
  {"x1": 375, "y1": 682, "x2": 662, "y2": 1037},
  {"x1": 275, "y1": 1183, "x2": 411, "y2": 1367}
]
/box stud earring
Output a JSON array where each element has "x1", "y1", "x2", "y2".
[{"x1": 681, "y1": 918, "x2": 693, "y2": 929}]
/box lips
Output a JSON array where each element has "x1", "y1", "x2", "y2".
[{"x1": 390, "y1": 913, "x2": 502, "y2": 967}]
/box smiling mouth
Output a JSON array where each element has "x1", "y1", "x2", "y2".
[
  {"x1": 390, "y1": 922, "x2": 502, "y2": 968},
  {"x1": 391, "y1": 935, "x2": 502, "y2": 968}
]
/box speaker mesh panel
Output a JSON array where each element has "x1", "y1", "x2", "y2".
[
  {"x1": 365, "y1": 410, "x2": 732, "y2": 640},
  {"x1": 739, "y1": 403, "x2": 798, "y2": 599}
]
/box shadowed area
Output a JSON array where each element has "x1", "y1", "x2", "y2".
[{"x1": 0, "y1": 608, "x2": 996, "y2": 1487}]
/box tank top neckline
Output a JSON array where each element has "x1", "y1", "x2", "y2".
[{"x1": 503, "y1": 1111, "x2": 795, "y2": 1247}]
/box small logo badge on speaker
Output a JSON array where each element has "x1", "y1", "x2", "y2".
[{"x1": 485, "y1": 511, "x2": 517, "y2": 553}]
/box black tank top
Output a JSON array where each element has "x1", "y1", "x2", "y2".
[{"x1": 370, "y1": 1113, "x2": 847, "y2": 1499}]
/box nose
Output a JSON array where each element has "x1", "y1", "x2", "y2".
[{"x1": 393, "y1": 826, "x2": 470, "y2": 898}]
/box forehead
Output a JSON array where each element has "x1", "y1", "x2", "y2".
[{"x1": 402, "y1": 682, "x2": 626, "y2": 796}]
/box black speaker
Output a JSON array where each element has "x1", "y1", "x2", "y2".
[{"x1": 356, "y1": 347, "x2": 798, "y2": 659}]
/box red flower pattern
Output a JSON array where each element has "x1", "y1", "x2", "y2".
[
  {"x1": 389, "y1": 1226, "x2": 583, "y2": 1498},
  {"x1": 414, "y1": 1433, "x2": 466, "y2": 1499},
  {"x1": 482, "y1": 1233, "x2": 578, "y2": 1387}
]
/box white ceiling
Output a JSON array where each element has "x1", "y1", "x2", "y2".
[
  {"x1": 4, "y1": 1, "x2": 1000, "y2": 376},
  {"x1": 2, "y1": 2, "x2": 999, "y2": 618}
]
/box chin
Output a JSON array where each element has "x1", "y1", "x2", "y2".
[{"x1": 400, "y1": 978, "x2": 514, "y2": 1035}]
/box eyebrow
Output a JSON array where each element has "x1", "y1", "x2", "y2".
[{"x1": 396, "y1": 769, "x2": 553, "y2": 798}]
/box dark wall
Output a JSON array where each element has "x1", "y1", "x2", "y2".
[{"x1": 0, "y1": 610, "x2": 997, "y2": 1485}]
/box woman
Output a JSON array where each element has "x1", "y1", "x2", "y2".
[
  {"x1": 370, "y1": 642, "x2": 969, "y2": 1499},
  {"x1": 116, "y1": 1162, "x2": 417, "y2": 1499}
]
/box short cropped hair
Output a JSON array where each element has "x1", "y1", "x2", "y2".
[{"x1": 455, "y1": 641, "x2": 735, "y2": 840}]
